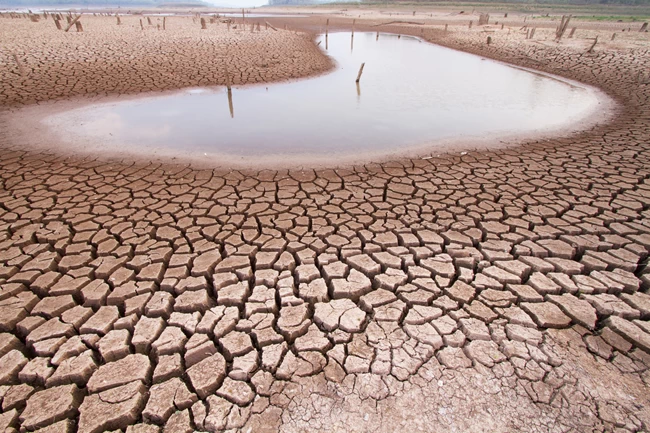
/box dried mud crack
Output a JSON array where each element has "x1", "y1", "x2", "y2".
[{"x1": 1, "y1": 12, "x2": 650, "y2": 433}]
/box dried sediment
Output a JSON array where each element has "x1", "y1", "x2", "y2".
[
  {"x1": 0, "y1": 13, "x2": 650, "y2": 433},
  {"x1": 0, "y1": 15, "x2": 333, "y2": 107}
]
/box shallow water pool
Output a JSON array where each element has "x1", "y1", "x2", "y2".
[{"x1": 36, "y1": 32, "x2": 609, "y2": 165}]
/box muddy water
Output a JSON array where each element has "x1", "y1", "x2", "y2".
[{"x1": 38, "y1": 32, "x2": 609, "y2": 165}]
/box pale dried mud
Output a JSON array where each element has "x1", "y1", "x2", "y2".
[{"x1": 0, "y1": 11, "x2": 650, "y2": 433}]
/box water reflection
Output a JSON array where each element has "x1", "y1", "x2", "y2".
[{"x1": 43, "y1": 32, "x2": 603, "y2": 161}]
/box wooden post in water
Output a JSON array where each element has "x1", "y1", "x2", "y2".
[
  {"x1": 225, "y1": 68, "x2": 234, "y2": 117},
  {"x1": 376, "y1": 31, "x2": 379, "y2": 40},
  {"x1": 201, "y1": 17, "x2": 206, "y2": 29},
  {"x1": 355, "y1": 62, "x2": 365, "y2": 83},
  {"x1": 225, "y1": 67, "x2": 232, "y2": 91},
  {"x1": 227, "y1": 88, "x2": 234, "y2": 118},
  {"x1": 352, "y1": 19, "x2": 355, "y2": 37},
  {"x1": 326, "y1": 18, "x2": 329, "y2": 36}
]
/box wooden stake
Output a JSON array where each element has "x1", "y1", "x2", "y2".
[
  {"x1": 355, "y1": 62, "x2": 365, "y2": 83},
  {"x1": 225, "y1": 67, "x2": 231, "y2": 91},
  {"x1": 201, "y1": 17, "x2": 206, "y2": 29},
  {"x1": 586, "y1": 36, "x2": 598, "y2": 54},
  {"x1": 640, "y1": 22, "x2": 648, "y2": 32},
  {"x1": 12, "y1": 54, "x2": 25, "y2": 76},
  {"x1": 326, "y1": 18, "x2": 329, "y2": 36},
  {"x1": 147, "y1": 16, "x2": 151, "y2": 25},
  {"x1": 265, "y1": 21, "x2": 277, "y2": 31},
  {"x1": 227, "y1": 88, "x2": 234, "y2": 118},
  {"x1": 445, "y1": 24, "x2": 448, "y2": 31},
  {"x1": 54, "y1": 18, "x2": 61, "y2": 30},
  {"x1": 64, "y1": 15, "x2": 81, "y2": 32},
  {"x1": 163, "y1": 17, "x2": 166, "y2": 30},
  {"x1": 569, "y1": 27, "x2": 576, "y2": 38},
  {"x1": 611, "y1": 32, "x2": 616, "y2": 41},
  {"x1": 75, "y1": 21, "x2": 83, "y2": 32},
  {"x1": 116, "y1": 15, "x2": 121, "y2": 25},
  {"x1": 140, "y1": 19, "x2": 144, "y2": 30},
  {"x1": 555, "y1": 15, "x2": 571, "y2": 41}
]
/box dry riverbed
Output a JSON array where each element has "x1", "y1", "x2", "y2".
[{"x1": 1, "y1": 9, "x2": 650, "y2": 433}]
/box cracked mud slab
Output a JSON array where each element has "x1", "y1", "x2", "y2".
[{"x1": 1, "y1": 10, "x2": 650, "y2": 433}]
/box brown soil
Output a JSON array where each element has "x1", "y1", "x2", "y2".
[
  {"x1": 0, "y1": 8, "x2": 650, "y2": 433},
  {"x1": 0, "y1": 13, "x2": 333, "y2": 107}
]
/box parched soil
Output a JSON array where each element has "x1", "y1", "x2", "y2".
[
  {"x1": 1, "y1": 10, "x2": 650, "y2": 433},
  {"x1": 0, "y1": 14, "x2": 332, "y2": 106}
]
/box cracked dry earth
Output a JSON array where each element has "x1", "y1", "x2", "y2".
[
  {"x1": 2, "y1": 15, "x2": 650, "y2": 433},
  {"x1": 0, "y1": 15, "x2": 331, "y2": 106}
]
